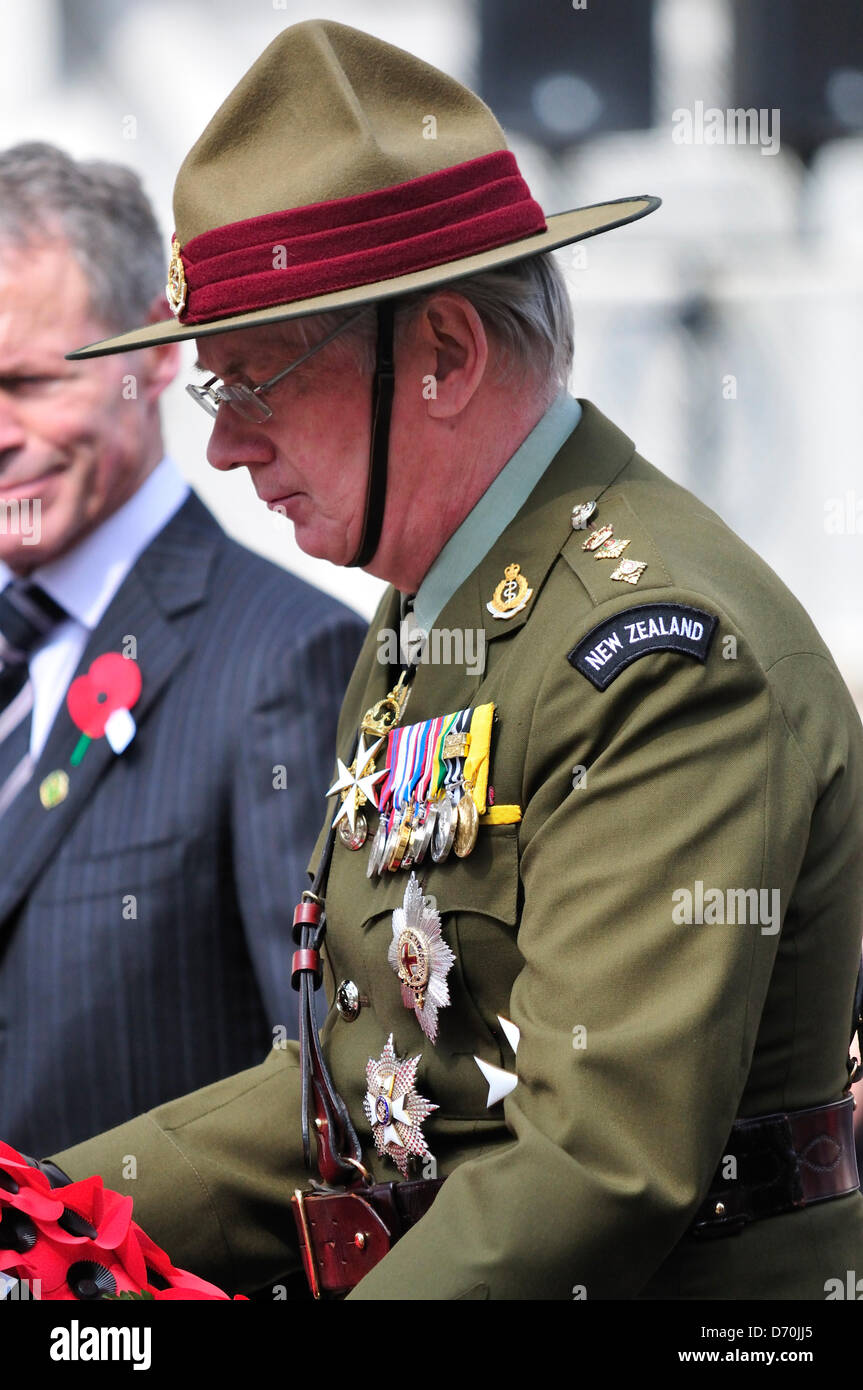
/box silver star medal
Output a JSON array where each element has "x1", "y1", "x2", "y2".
[
  {"x1": 364, "y1": 1034, "x2": 438, "y2": 1178},
  {"x1": 326, "y1": 732, "x2": 388, "y2": 849},
  {"x1": 388, "y1": 873, "x2": 455, "y2": 1043}
]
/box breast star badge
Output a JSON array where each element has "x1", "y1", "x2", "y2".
[
  {"x1": 326, "y1": 733, "x2": 388, "y2": 848},
  {"x1": 388, "y1": 874, "x2": 456, "y2": 1043},
  {"x1": 487, "y1": 562, "x2": 533, "y2": 619},
  {"x1": 364, "y1": 1035, "x2": 438, "y2": 1177}
]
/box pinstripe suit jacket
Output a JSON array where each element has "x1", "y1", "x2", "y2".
[{"x1": 0, "y1": 492, "x2": 365, "y2": 1155}]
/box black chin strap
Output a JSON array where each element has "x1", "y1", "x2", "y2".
[{"x1": 349, "y1": 300, "x2": 395, "y2": 569}]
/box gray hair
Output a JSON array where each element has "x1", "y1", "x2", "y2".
[
  {"x1": 0, "y1": 142, "x2": 165, "y2": 335},
  {"x1": 299, "y1": 252, "x2": 574, "y2": 401}
]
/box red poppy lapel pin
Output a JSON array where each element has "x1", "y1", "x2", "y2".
[{"x1": 66, "y1": 653, "x2": 142, "y2": 766}]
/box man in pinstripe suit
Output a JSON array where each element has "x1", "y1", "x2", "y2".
[{"x1": 0, "y1": 144, "x2": 365, "y2": 1156}]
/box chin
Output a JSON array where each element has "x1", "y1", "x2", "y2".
[{"x1": 293, "y1": 524, "x2": 355, "y2": 569}]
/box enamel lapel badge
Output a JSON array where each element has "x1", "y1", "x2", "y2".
[{"x1": 66, "y1": 653, "x2": 142, "y2": 766}]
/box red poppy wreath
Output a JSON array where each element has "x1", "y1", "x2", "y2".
[{"x1": 0, "y1": 1142, "x2": 246, "y2": 1300}]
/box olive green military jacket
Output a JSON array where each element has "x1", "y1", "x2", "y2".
[{"x1": 58, "y1": 402, "x2": 863, "y2": 1299}]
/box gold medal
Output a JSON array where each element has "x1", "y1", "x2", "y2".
[
  {"x1": 453, "y1": 789, "x2": 479, "y2": 857},
  {"x1": 388, "y1": 807, "x2": 414, "y2": 871},
  {"x1": 487, "y1": 563, "x2": 533, "y2": 620}
]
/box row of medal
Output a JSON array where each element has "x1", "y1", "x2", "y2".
[
  {"x1": 329, "y1": 701, "x2": 495, "y2": 876},
  {"x1": 327, "y1": 692, "x2": 503, "y2": 1174},
  {"x1": 335, "y1": 705, "x2": 488, "y2": 1172}
]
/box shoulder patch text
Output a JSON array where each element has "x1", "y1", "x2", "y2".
[{"x1": 568, "y1": 603, "x2": 718, "y2": 691}]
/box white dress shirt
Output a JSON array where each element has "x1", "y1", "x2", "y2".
[{"x1": 0, "y1": 458, "x2": 189, "y2": 759}]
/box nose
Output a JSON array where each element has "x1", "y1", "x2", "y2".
[{"x1": 205, "y1": 402, "x2": 273, "y2": 474}]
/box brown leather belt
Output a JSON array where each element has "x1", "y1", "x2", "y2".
[
  {"x1": 690, "y1": 1096, "x2": 860, "y2": 1238},
  {"x1": 292, "y1": 1178, "x2": 445, "y2": 1298},
  {"x1": 292, "y1": 1098, "x2": 859, "y2": 1295}
]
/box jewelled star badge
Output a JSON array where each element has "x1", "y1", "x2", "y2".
[
  {"x1": 364, "y1": 1035, "x2": 437, "y2": 1178},
  {"x1": 326, "y1": 732, "x2": 388, "y2": 846},
  {"x1": 388, "y1": 873, "x2": 456, "y2": 1043}
]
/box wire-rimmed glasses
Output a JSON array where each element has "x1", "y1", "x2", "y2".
[{"x1": 186, "y1": 308, "x2": 370, "y2": 421}]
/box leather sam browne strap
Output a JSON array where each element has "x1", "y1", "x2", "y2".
[
  {"x1": 292, "y1": 1178, "x2": 445, "y2": 1298},
  {"x1": 292, "y1": 895, "x2": 362, "y2": 1184},
  {"x1": 690, "y1": 1096, "x2": 859, "y2": 1238},
  {"x1": 292, "y1": 664, "x2": 417, "y2": 1183}
]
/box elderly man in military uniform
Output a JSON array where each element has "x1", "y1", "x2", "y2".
[{"x1": 39, "y1": 21, "x2": 863, "y2": 1299}]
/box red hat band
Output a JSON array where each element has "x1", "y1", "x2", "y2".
[{"x1": 172, "y1": 151, "x2": 546, "y2": 326}]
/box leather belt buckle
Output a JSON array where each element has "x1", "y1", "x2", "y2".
[
  {"x1": 292, "y1": 1187, "x2": 393, "y2": 1299},
  {"x1": 291, "y1": 1177, "x2": 445, "y2": 1298}
]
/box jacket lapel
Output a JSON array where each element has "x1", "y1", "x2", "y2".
[{"x1": 0, "y1": 494, "x2": 219, "y2": 923}]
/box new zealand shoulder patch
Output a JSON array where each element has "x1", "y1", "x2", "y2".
[{"x1": 568, "y1": 603, "x2": 718, "y2": 691}]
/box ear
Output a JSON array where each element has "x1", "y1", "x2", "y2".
[
  {"x1": 132, "y1": 293, "x2": 182, "y2": 402},
  {"x1": 415, "y1": 292, "x2": 489, "y2": 420}
]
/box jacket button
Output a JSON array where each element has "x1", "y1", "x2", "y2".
[{"x1": 336, "y1": 980, "x2": 361, "y2": 1021}]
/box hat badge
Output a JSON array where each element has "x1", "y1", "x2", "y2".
[{"x1": 166, "y1": 237, "x2": 187, "y2": 317}]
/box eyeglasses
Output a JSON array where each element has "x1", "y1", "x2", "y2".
[{"x1": 186, "y1": 308, "x2": 370, "y2": 422}]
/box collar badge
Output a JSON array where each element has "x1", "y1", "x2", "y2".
[{"x1": 487, "y1": 562, "x2": 533, "y2": 620}]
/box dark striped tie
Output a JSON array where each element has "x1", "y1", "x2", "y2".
[{"x1": 0, "y1": 581, "x2": 66, "y2": 818}]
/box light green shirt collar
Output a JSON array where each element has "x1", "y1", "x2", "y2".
[{"x1": 412, "y1": 392, "x2": 582, "y2": 634}]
